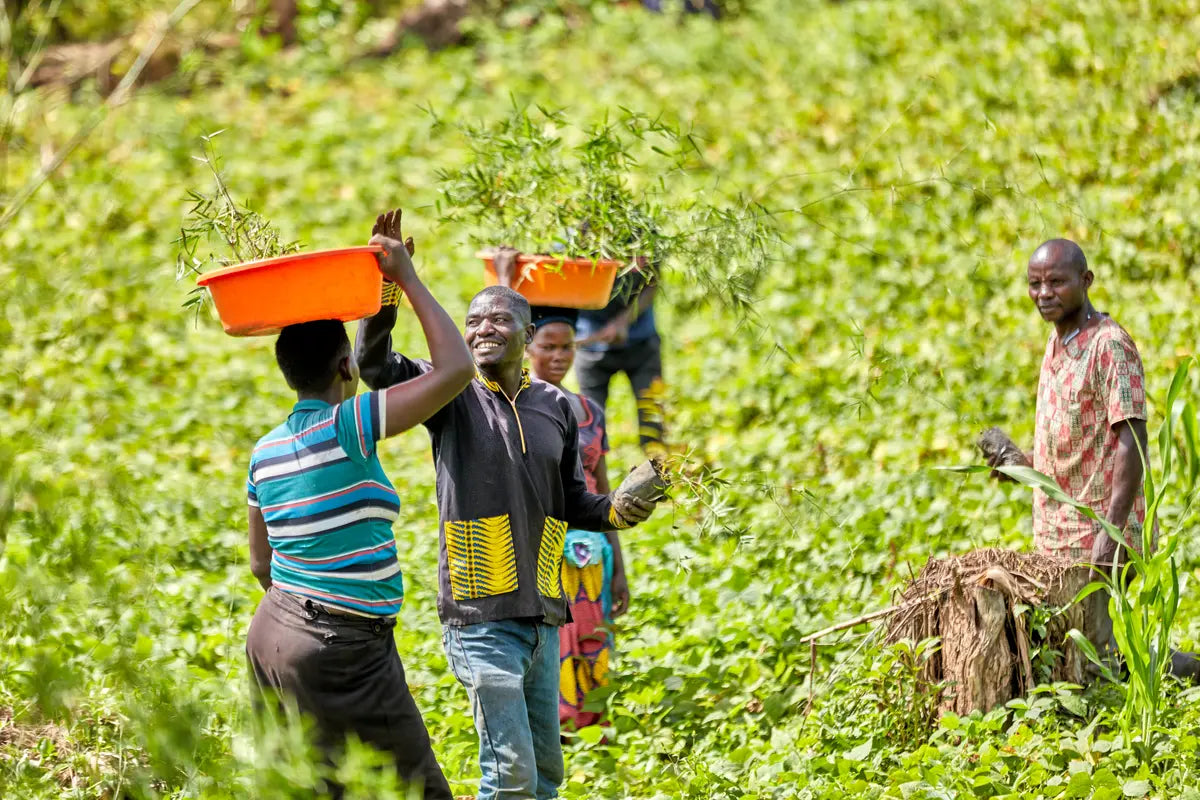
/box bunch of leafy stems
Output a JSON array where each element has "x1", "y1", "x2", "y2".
[
  {"x1": 434, "y1": 105, "x2": 779, "y2": 317},
  {"x1": 175, "y1": 131, "x2": 300, "y2": 319}
]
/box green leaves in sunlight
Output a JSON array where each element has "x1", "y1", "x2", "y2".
[
  {"x1": 434, "y1": 103, "x2": 781, "y2": 316},
  {"x1": 6, "y1": 0, "x2": 1200, "y2": 798}
]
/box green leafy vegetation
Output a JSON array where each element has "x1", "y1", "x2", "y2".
[
  {"x1": 5, "y1": 0, "x2": 1200, "y2": 797},
  {"x1": 175, "y1": 131, "x2": 301, "y2": 318},
  {"x1": 435, "y1": 104, "x2": 778, "y2": 314}
]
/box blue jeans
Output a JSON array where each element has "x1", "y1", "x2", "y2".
[{"x1": 443, "y1": 619, "x2": 563, "y2": 800}]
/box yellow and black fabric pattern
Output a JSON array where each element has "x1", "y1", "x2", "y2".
[
  {"x1": 380, "y1": 280, "x2": 403, "y2": 308},
  {"x1": 561, "y1": 557, "x2": 604, "y2": 603},
  {"x1": 445, "y1": 515, "x2": 519, "y2": 601},
  {"x1": 477, "y1": 368, "x2": 533, "y2": 394},
  {"x1": 355, "y1": 304, "x2": 622, "y2": 626},
  {"x1": 536, "y1": 517, "x2": 568, "y2": 597},
  {"x1": 608, "y1": 505, "x2": 633, "y2": 530}
]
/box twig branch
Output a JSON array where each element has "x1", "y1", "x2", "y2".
[
  {"x1": 0, "y1": 0, "x2": 204, "y2": 230},
  {"x1": 11, "y1": 0, "x2": 64, "y2": 95},
  {"x1": 800, "y1": 565, "x2": 1054, "y2": 646},
  {"x1": 799, "y1": 604, "x2": 905, "y2": 645},
  {"x1": 803, "y1": 639, "x2": 817, "y2": 717}
]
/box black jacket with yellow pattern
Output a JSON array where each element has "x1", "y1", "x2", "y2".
[{"x1": 356, "y1": 305, "x2": 619, "y2": 627}]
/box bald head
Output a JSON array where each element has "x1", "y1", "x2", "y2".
[
  {"x1": 1027, "y1": 238, "x2": 1094, "y2": 329},
  {"x1": 1029, "y1": 239, "x2": 1088, "y2": 275}
]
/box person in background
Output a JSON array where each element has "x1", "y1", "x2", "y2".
[
  {"x1": 356, "y1": 272, "x2": 660, "y2": 799},
  {"x1": 244, "y1": 209, "x2": 473, "y2": 799},
  {"x1": 574, "y1": 257, "x2": 667, "y2": 455},
  {"x1": 491, "y1": 247, "x2": 668, "y2": 455},
  {"x1": 988, "y1": 238, "x2": 1198, "y2": 677},
  {"x1": 526, "y1": 306, "x2": 631, "y2": 731},
  {"x1": 641, "y1": 0, "x2": 721, "y2": 18}
]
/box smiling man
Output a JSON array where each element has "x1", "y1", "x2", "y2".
[{"x1": 355, "y1": 284, "x2": 657, "y2": 800}]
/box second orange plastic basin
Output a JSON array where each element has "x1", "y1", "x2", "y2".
[
  {"x1": 479, "y1": 252, "x2": 620, "y2": 310},
  {"x1": 196, "y1": 246, "x2": 384, "y2": 337}
]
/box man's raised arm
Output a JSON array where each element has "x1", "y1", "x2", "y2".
[
  {"x1": 356, "y1": 305, "x2": 426, "y2": 390},
  {"x1": 356, "y1": 213, "x2": 437, "y2": 390}
]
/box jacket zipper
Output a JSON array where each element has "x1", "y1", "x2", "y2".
[{"x1": 499, "y1": 385, "x2": 527, "y2": 454}]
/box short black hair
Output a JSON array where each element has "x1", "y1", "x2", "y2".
[
  {"x1": 275, "y1": 320, "x2": 350, "y2": 393},
  {"x1": 471, "y1": 286, "x2": 532, "y2": 326}
]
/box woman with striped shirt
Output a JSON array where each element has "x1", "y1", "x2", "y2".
[{"x1": 244, "y1": 210, "x2": 473, "y2": 798}]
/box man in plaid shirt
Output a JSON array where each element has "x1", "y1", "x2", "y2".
[
  {"x1": 994, "y1": 239, "x2": 1198, "y2": 676},
  {"x1": 1024, "y1": 239, "x2": 1148, "y2": 564}
]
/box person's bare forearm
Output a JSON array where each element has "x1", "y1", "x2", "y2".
[
  {"x1": 618, "y1": 283, "x2": 657, "y2": 327},
  {"x1": 249, "y1": 506, "x2": 273, "y2": 591},
  {"x1": 1108, "y1": 437, "x2": 1142, "y2": 530},
  {"x1": 399, "y1": 274, "x2": 473, "y2": 387},
  {"x1": 635, "y1": 283, "x2": 657, "y2": 315}
]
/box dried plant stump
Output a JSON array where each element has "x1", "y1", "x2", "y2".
[{"x1": 885, "y1": 548, "x2": 1090, "y2": 716}]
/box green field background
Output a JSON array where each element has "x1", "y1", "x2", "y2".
[{"x1": 4, "y1": 0, "x2": 1200, "y2": 796}]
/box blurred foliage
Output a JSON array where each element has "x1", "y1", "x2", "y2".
[
  {"x1": 3, "y1": 1, "x2": 395, "y2": 49},
  {"x1": 4, "y1": 0, "x2": 1200, "y2": 797}
]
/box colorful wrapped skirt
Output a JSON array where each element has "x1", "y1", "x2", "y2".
[{"x1": 558, "y1": 529, "x2": 614, "y2": 730}]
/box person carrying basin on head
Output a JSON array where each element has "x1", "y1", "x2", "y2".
[
  {"x1": 244, "y1": 209, "x2": 473, "y2": 799},
  {"x1": 525, "y1": 305, "x2": 631, "y2": 732},
  {"x1": 492, "y1": 242, "x2": 668, "y2": 457},
  {"x1": 985, "y1": 238, "x2": 1199, "y2": 679},
  {"x1": 355, "y1": 261, "x2": 663, "y2": 800}
]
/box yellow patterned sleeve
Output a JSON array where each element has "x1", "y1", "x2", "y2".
[
  {"x1": 380, "y1": 280, "x2": 403, "y2": 308},
  {"x1": 608, "y1": 505, "x2": 632, "y2": 530}
]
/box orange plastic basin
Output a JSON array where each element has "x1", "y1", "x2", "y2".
[
  {"x1": 196, "y1": 246, "x2": 384, "y2": 337},
  {"x1": 479, "y1": 252, "x2": 620, "y2": 310}
]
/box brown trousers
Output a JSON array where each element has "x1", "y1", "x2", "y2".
[
  {"x1": 246, "y1": 588, "x2": 453, "y2": 799},
  {"x1": 1078, "y1": 564, "x2": 1200, "y2": 680}
]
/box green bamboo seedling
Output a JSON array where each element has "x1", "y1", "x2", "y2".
[
  {"x1": 174, "y1": 131, "x2": 300, "y2": 324},
  {"x1": 435, "y1": 104, "x2": 779, "y2": 317}
]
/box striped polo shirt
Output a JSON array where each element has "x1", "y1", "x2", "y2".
[{"x1": 247, "y1": 393, "x2": 403, "y2": 617}]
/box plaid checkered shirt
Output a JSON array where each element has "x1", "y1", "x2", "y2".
[{"x1": 1032, "y1": 314, "x2": 1146, "y2": 559}]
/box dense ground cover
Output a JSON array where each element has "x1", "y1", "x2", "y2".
[{"x1": 5, "y1": 0, "x2": 1200, "y2": 796}]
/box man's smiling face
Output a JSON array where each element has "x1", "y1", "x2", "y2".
[{"x1": 464, "y1": 294, "x2": 532, "y2": 370}]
